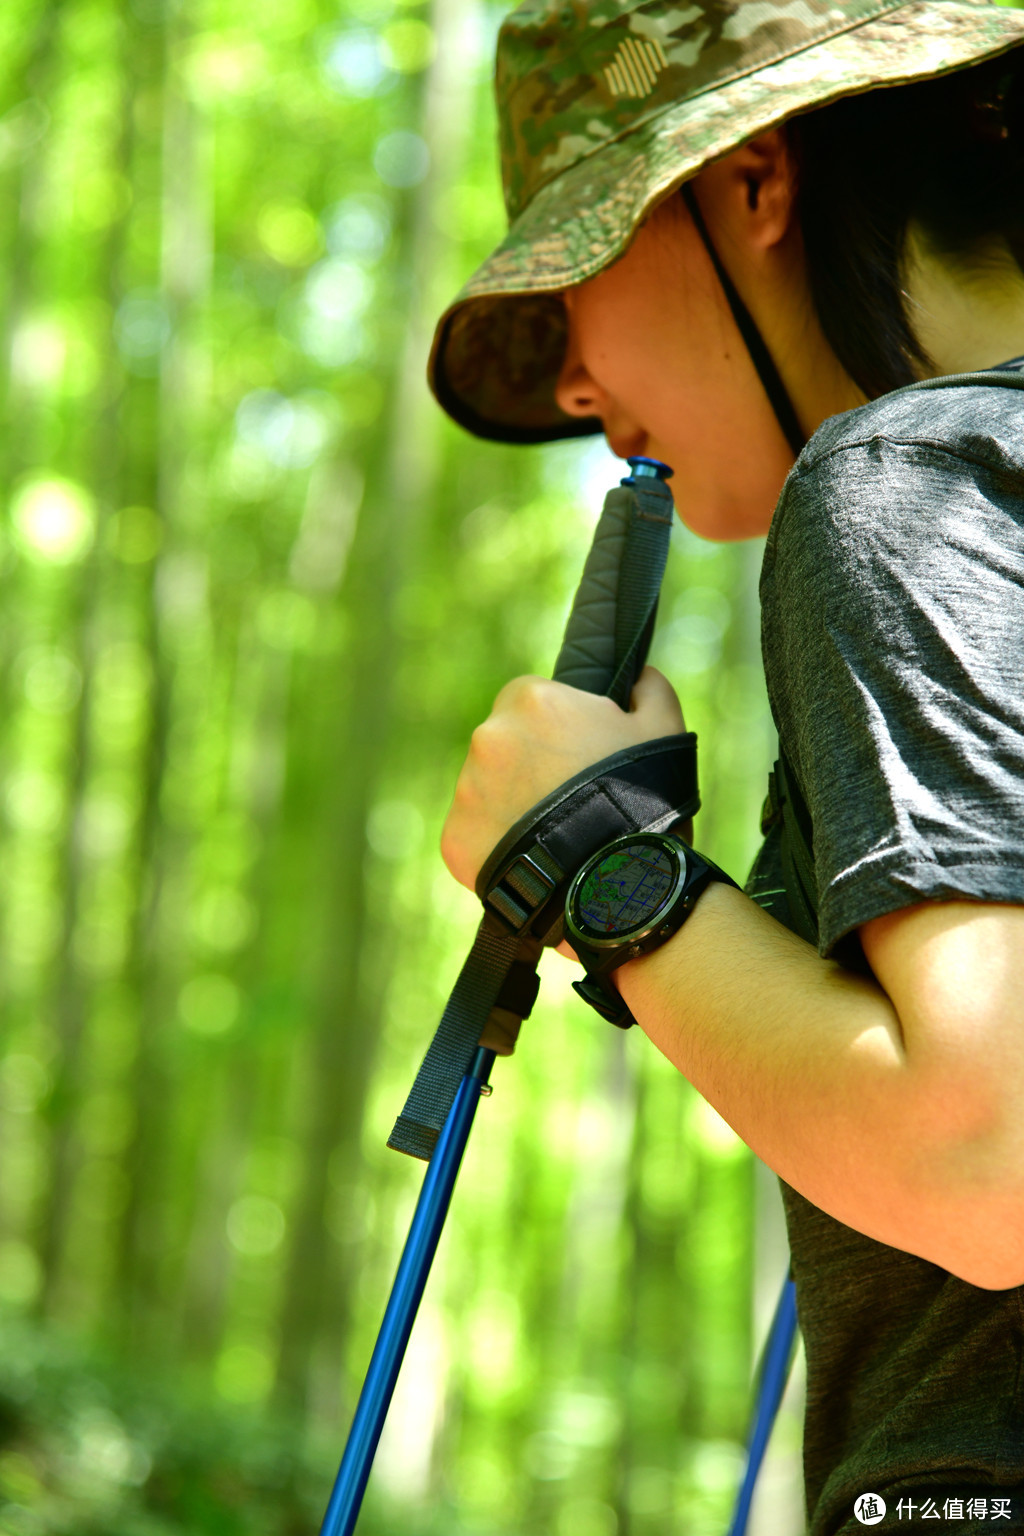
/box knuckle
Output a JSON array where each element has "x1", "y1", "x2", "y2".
[
  {"x1": 469, "y1": 718, "x2": 501, "y2": 764},
  {"x1": 501, "y1": 674, "x2": 548, "y2": 712},
  {"x1": 519, "y1": 675, "x2": 552, "y2": 712}
]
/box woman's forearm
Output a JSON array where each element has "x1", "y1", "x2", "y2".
[{"x1": 615, "y1": 883, "x2": 1024, "y2": 1288}]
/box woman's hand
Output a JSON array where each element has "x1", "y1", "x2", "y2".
[{"x1": 440, "y1": 665, "x2": 686, "y2": 891}]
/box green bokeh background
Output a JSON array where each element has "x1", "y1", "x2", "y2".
[{"x1": 13, "y1": 0, "x2": 1017, "y2": 1529}]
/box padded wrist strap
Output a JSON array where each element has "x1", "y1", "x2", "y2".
[
  {"x1": 477, "y1": 733, "x2": 699, "y2": 942},
  {"x1": 388, "y1": 734, "x2": 698, "y2": 1159}
]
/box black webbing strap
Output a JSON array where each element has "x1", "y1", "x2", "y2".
[
  {"x1": 388, "y1": 469, "x2": 677, "y2": 1161},
  {"x1": 682, "y1": 183, "x2": 806, "y2": 460},
  {"x1": 766, "y1": 367, "x2": 1024, "y2": 947},
  {"x1": 388, "y1": 916, "x2": 539, "y2": 1160},
  {"x1": 764, "y1": 756, "x2": 818, "y2": 948}
]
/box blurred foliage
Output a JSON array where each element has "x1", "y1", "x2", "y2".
[{"x1": 0, "y1": 0, "x2": 816, "y2": 1531}]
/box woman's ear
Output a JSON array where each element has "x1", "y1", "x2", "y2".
[{"x1": 696, "y1": 129, "x2": 799, "y2": 253}]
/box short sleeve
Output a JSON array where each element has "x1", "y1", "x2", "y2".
[{"x1": 760, "y1": 393, "x2": 1024, "y2": 957}]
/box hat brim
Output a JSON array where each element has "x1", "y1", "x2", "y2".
[{"x1": 429, "y1": 2, "x2": 1024, "y2": 444}]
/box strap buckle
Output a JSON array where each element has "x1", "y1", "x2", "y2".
[{"x1": 484, "y1": 846, "x2": 563, "y2": 935}]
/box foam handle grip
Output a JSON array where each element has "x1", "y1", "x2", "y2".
[
  {"x1": 553, "y1": 474, "x2": 675, "y2": 706},
  {"x1": 553, "y1": 484, "x2": 634, "y2": 694}
]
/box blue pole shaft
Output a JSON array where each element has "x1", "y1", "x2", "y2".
[
  {"x1": 319, "y1": 1047, "x2": 496, "y2": 1536},
  {"x1": 727, "y1": 1275, "x2": 798, "y2": 1536}
]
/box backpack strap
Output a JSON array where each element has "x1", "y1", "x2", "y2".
[{"x1": 762, "y1": 755, "x2": 818, "y2": 947}]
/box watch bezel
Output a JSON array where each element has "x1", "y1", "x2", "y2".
[{"x1": 564, "y1": 832, "x2": 692, "y2": 952}]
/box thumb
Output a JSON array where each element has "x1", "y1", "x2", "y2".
[{"x1": 629, "y1": 665, "x2": 686, "y2": 730}]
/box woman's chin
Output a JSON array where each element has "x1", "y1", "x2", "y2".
[{"x1": 678, "y1": 494, "x2": 778, "y2": 543}]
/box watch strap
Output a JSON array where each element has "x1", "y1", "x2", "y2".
[
  {"x1": 569, "y1": 840, "x2": 738, "y2": 1029},
  {"x1": 572, "y1": 974, "x2": 635, "y2": 1030}
]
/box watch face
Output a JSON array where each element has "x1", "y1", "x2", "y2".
[{"x1": 570, "y1": 837, "x2": 683, "y2": 943}]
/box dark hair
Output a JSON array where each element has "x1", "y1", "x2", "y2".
[{"x1": 792, "y1": 47, "x2": 1024, "y2": 398}]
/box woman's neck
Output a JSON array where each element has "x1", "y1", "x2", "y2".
[{"x1": 904, "y1": 226, "x2": 1024, "y2": 376}]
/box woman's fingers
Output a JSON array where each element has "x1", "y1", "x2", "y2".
[
  {"x1": 441, "y1": 669, "x2": 688, "y2": 892},
  {"x1": 629, "y1": 664, "x2": 687, "y2": 729}
]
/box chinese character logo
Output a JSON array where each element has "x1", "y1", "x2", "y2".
[{"x1": 854, "y1": 1492, "x2": 887, "y2": 1525}]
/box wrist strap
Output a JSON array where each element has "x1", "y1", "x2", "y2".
[
  {"x1": 476, "y1": 733, "x2": 698, "y2": 937},
  {"x1": 388, "y1": 733, "x2": 698, "y2": 1159}
]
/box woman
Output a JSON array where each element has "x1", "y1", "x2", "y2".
[{"x1": 429, "y1": 2, "x2": 1024, "y2": 1530}]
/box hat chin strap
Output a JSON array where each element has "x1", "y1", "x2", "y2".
[{"x1": 682, "y1": 183, "x2": 807, "y2": 459}]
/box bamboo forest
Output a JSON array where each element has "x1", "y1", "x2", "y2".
[{"x1": 4, "y1": 0, "x2": 1006, "y2": 1532}]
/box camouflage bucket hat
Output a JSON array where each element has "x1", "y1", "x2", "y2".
[{"x1": 428, "y1": 0, "x2": 1024, "y2": 444}]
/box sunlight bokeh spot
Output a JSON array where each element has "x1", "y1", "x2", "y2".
[
  {"x1": 374, "y1": 129, "x2": 429, "y2": 187},
  {"x1": 192, "y1": 888, "x2": 257, "y2": 953},
  {"x1": 11, "y1": 476, "x2": 95, "y2": 564},
  {"x1": 10, "y1": 316, "x2": 67, "y2": 389},
  {"x1": 366, "y1": 798, "x2": 425, "y2": 860},
  {"x1": 214, "y1": 1343, "x2": 273, "y2": 1403},
  {"x1": 256, "y1": 201, "x2": 323, "y2": 267},
  {"x1": 179, "y1": 974, "x2": 241, "y2": 1036},
  {"x1": 380, "y1": 18, "x2": 436, "y2": 72},
  {"x1": 107, "y1": 505, "x2": 162, "y2": 564},
  {"x1": 226, "y1": 1196, "x2": 285, "y2": 1258},
  {"x1": 20, "y1": 648, "x2": 82, "y2": 713},
  {"x1": 4, "y1": 770, "x2": 64, "y2": 835},
  {"x1": 323, "y1": 28, "x2": 392, "y2": 98}
]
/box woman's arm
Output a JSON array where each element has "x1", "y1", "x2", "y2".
[
  {"x1": 442, "y1": 666, "x2": 1024, "y2": 1290},
  {"x1": 619, "y1": 884, "x2": 1024, "y2": 1290}
]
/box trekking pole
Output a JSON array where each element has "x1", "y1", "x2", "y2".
[
  {"x1": 318, "y1": 1047, "x2": 494, "y2": 1536},
  {"x1": 727, "y1": 1274, "x2": 798, "y2": 1536},
  {"x1": 319, "y1": 457, "x2": 677, "y2": 1536}
]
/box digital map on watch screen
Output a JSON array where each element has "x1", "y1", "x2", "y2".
[{"x1": 575, "y1": 842, "x2": 677, "y2": 937}]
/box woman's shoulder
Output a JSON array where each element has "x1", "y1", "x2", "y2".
[
  {"x1": 796, "y1": 367, "x2": 1024, "y2": 488},
  {"x1": 763, "y1": 366, "x2": 1024, "y2": 597}
]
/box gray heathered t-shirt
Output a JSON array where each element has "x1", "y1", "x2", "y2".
[{"x1": 748, "y1": 362, "x2": 1024, "y2": 1535}]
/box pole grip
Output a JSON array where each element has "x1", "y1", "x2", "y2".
[{"x1": 553, "y1": 457, "x2": 674, "y2": 704}]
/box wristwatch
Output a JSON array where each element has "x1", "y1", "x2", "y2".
[{"x1": 564, "y1": 830, "x2": 738, "y2": 1028}]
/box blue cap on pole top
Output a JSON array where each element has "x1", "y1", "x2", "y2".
[{"x1": 622, "y1": 455, "x2": 673, "y2": 486}]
